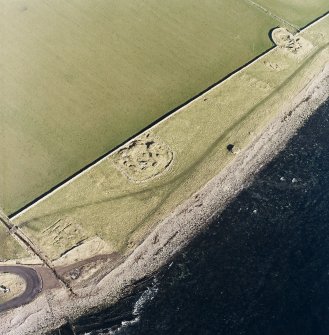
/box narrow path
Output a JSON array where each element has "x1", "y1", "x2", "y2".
[
  {"x1": 0, "y1": 266, "x2": 42, "y2": 313},
  {"x1": 243, "y1": 0, "x2": 299, "y2": 31}
]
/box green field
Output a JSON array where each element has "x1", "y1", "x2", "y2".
[
  {"x1": 1, "y1": 0, "x2": 282, "y2": 214},
  {"x1": 251, "y1": 0, "x2": 329, "y2": 27}
]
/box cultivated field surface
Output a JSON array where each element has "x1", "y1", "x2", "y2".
[
  {"x1": 250, "y1": 0, "x2": 329, "y2": 27},
  {"x1": 1, "y1": 0, "x2": 281, "y2": 214}
]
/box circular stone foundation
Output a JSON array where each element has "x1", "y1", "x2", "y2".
[{"x1": 113, "y1": 133, "x2": 174, "y2": 182}]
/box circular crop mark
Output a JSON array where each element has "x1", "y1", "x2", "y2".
[
  {"x1": 113, "y1": 133, "x2": 174, "y2": 182},
  {"x1": 271, "y1": 28, "x2": 296, "y2": 48}
]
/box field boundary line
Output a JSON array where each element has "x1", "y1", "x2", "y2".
[{"x1": 243, "y1": 0, "x2": 299, "y2": 31}]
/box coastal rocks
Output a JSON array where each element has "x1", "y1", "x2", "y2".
[
  {"x1": 0, "y1": 285, "x2": 9, "y2": 293},
  {"x1": 68, "y1": 269, "x2": 81, "y2": 280},
  {"x1": 113, "y1": 133, "x2": 174, "y2": 182}
]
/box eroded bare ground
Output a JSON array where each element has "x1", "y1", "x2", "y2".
[
  {"x1": 55, "y1": 252, "x2": 121, "y2": 286},
  {"x1": 271, "y1": 27, "x2": 314, "y2": 58}
]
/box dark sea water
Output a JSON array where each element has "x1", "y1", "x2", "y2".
[{"x1": 55, "y1": 98, "x2": 329, "y2": 335}]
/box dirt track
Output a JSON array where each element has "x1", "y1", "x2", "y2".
[{"x1": 0, "y1": 266, "x2": 42, "y2": 313}]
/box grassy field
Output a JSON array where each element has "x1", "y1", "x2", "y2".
[
  {"x1": 11, "y1": 16, "x2": 329, "y2": 264},
  {"x1": 1, "y1": 0, "x2": 281, "y2": 214},
  {"x1": 0, "y1": 224, "x2": 28, "y2": 261},
  {"x1": 251, "y1": 0, "x2": 329, "y2": 27}
]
